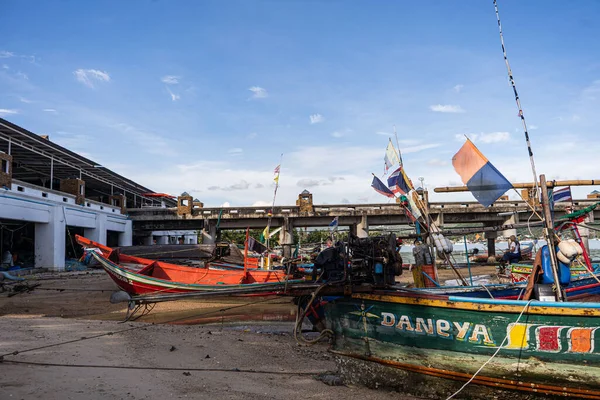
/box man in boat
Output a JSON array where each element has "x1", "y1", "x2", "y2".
[{"x1": 500, "y1": 235, "x2": 521, "y2": 273}]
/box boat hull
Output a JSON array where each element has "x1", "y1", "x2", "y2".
[
  {"x1": 92, "y1": 252, "x2": 296, "y2": 295},
  {"x1": 324, "y1": 293, "x2": 600, "y2": 398}
]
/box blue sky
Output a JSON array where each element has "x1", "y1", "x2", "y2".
[{"x1": 2, "y1": 0, "x2": 600, "y2": 206}]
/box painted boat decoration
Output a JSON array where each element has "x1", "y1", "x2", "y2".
[
  {"x1": 75, "y1": 235, "x2": 298, "y2": 296},
  {"x1": 322, "y1": 292, "x2": 600, "y2": 398},
  {"x1": 510, "y1": 262, "x2": 599, "y2": 283}
]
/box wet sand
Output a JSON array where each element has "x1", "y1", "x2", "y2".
[{"x1": 0, "y1": 271, "x2": 424, "y2": 400}]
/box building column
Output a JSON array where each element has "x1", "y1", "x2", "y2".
[
  {"x1": 84, "y1": 213, "x2": 107, "y2": 245},
  {"x1": 34, "y1": 207, "x2": 66, "y2": 271},
  {"x1": 202, "y1": 220, "x2": 217, "y2": 244},
  {"x1": 356, "y1": 214, "x2": 369, "y2": 238},
  {"x1": 279, "y1": 217, "x2": 294, "y2": 258},
  {"x1": 155, "y1": 235, "x2": 169, "y2": 245},
  {"x1": 142, "y1": 236, "x2": 153, "y2": 246},
  {"x1": 117, "y1": 220, "x2": 133, "y2": 246},
  {"x1": 485, "y1": 231, "x2": 497, "y2": 263}
]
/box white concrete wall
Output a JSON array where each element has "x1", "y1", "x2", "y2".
[
  {"x1": 147, "y1": 230, "x2": 198, "y2": 245},
  {"x1": 0, "y1": 181, "x2": 132, "y2": 271}
]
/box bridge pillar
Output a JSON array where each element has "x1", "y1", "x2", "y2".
[
  {"x1": 502, "y1": 213, "x2": 518, "y2": 238},
  {"x1": 485, "y1": 231, "x2": 497, "y2": 262},
  {"x1": 279, "y1": 217, "x2": 294, "y2": 258},
  {"x1": 202, "y1": 220, "x2": 217, "y2": 244},
  {"x1": 433, "y1": 212, "x2": 444, "y2": 228},
  {"x1": 357, "y1": 214, "x2": 369, "y2": 238},
  {"x1": 580, "y1": 212, "x2": 594, "y2": 256}
]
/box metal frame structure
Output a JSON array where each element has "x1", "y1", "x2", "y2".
[{"x1": 0, "y1": 118, "x2": 177, "y2": 208}]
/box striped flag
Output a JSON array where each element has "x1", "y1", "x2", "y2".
[
  {"x1": 371, "y1": 176, "x2": 396, "y2": 198},
  {"x1": 553, "y1": 186, "x2": 572, "y2": 203},
  {"x1": 387, "y1": 166, "x2": 412, "y2": 195}
]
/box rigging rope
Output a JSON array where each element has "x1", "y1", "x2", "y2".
[
  {"x1": 445, "y1": 299, "x2": 533, "y2": 399},
  {"x1": 1, "y1": 359, "x2": 327, "y2": 376},
  {"x1": 0, "y1": 296, "x2": 282, "y2": 359}
]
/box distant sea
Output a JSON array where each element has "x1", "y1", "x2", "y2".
[{"x1": 399, "y1": 239, "x2": 600, "y2": 264}]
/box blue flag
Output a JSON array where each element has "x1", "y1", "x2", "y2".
[
  {"x1": 371, "y1": 176, "x2": 396, "y2": 198},
  {"x1": 329, "y1": 216, "x2": 339, "y2": 231}
]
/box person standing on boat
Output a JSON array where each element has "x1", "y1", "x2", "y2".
[{"x1": 501, "y1": 235, "x2": 521, "y2": 266}]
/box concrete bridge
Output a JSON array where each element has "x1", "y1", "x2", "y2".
[{"x1": 128, "y1": 190, "x2": 599, "y2": 256}]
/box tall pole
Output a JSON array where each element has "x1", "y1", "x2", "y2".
[
  {"x1": 540, "y1": 174, "x2": 565, "y2": 302},
  {"x1": 393, "y1": 125, "x2": 403, "y2": 167},
  {"x1": 494, "y1": 0, "x2": 540, "y2": 202},
  {"x1": 266, "y1": 153, "x2": 284, "y2": 260}
]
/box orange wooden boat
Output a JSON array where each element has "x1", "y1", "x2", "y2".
[{"x1": 75, "y1": 235, "x2": 295, "y2": 296}]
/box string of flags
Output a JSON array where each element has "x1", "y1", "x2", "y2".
[{"x1": 273, "y1": 164, "x2": 281, "y2": 183}]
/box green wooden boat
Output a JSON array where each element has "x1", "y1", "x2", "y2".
[{"x1": 323, "y1": 292, "x2": 600, "y2": 398}]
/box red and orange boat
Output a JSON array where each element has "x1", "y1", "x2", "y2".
[{"x1": 75, "y1": 235, "x2": 297, "y2": 296}]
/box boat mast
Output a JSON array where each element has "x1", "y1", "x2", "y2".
[{"x1": 493, "y1": 0, "x2": 563, "y2": 301}]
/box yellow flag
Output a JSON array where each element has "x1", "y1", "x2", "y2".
[
  {"x1": 274, "y1": 175, "x2": 279, "y2": 183},
  {"x1": 263, "y1": 226, "x2": 269, "y2": 239}
]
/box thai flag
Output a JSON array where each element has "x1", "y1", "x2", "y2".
[
  {"x1": 387, "y1": 167, "x2": 411, "y2": 195},
  {"x1": 452, "y1": 139, "x2": 513, "y2": 207},
  {"x1": 371, "y1": 176, "x2": 396, "y2": 198},
  {"x1": 553, "y1": 186, "x2": 572, "y2": 203}
]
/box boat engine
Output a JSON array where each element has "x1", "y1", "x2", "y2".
[{"x1": 347, "y1": 233, "x2": 403, "y2": 287}]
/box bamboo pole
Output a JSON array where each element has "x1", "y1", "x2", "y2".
[{"x1": 434, "y1": 180, "x2": 600, "y2": 193}]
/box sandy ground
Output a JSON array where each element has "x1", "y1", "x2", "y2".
[{"x1": 0, "y1": 271, "x2": 425, "y2": 400}]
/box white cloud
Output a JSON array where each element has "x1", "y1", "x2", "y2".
[
  {"x1": 453, "y1": 84, "x2": 464, "y2": 93},
  {"x1": 331, "y1": 131, "x2": 344, "y2": 138},
  {"x1": 248, "y1": 86, "x2": 268, "y2": 99},
  {"x1": 166, "y1": 87, "x2": 180, "y2": 101},
  {"x1": 15, "y1": 71, "x2": 28, "y2": 80},
  {"x1": 529, "y1": 124, "x2": 539, "y2": 130},
  {"x1": 43, "y1": 108, "x2": 57, "y2": 113},
  {"x1": 228, "y1": 148, "x2": 243, "y2": 155},
  {"x1": 430, "y1": 104, "x2": 465, "y2": 113},
  {"x1": 74, "y1": 69, "x2": 111, "y2": 88},
  {"x1": 457, "y1": 132, "x2": 511, "y2": 143},
  {"x1": 220, "y1": 202, "x2": 231, "y2": 207},
  {"x1": 403, "y1": 143, "x2": 442, "y2": 153},
  {"x1": 0, "y1": 51, "x2": 15, "y2": 58},
  {"x1": 252, "y1": 200, "x2": 271, "y2": 207},
  {"x1": 247, "y1": 132, "x2": 258, "y2": 139},
  {"x1": 0, "y1": 109, "x2": 19, "y2": 116},
  {"x1": 375, "y1": 131, "x2": 391, "y2": 136},
  {"x1": 161, "y1": 75, "x2": 180, "y2": 85},
  {"x1": 18, "y1": 96, "x2": 32, "y2": 103},
  {"x1": 309, "y1": 113, "x2": 324, "y2": 124},
  {"x1": 1, "y1": 64, "x2": 8, "y2": 69},
  {"x1": 427, "y1": 158, "x2": 448, "y2": 166}
]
